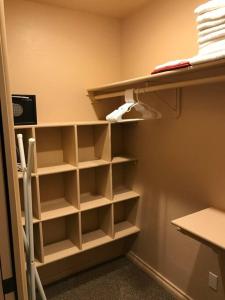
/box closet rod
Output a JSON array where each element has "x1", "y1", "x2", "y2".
[{"x1": 89, "y1": 74, "x2": 225, "y2": 101}]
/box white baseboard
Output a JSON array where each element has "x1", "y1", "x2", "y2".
[{"x1": 127, "y1": 251, "x2": 193, "y2": 300}]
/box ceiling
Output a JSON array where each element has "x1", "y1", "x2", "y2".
[{"x1": 27, "y1": 0, "x2": 150, "y2": 18}]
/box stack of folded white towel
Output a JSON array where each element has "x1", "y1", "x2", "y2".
[
  {"x1": 152, "y1": 0, "x2": 225, "y2": 73},
  {"x1": 192, "y1": 0, "x2": 225, "y2": 64}
]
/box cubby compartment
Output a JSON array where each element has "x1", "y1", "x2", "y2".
[
  {"x1": 35, "y1": 126, "x2": 76, "y2": 174},
  {"x1": 79, "y1": 165, "x2": 111, "y2": 210},
  {"x1": 112, "y1": 162, "x2": 138, "y2": 201},
  {"x1": 19, "y1": 177, "x2": 40, "y2": 224},
  {"x1": 15, "y1": 127, "x2": 36, "y2": 174},
  {"x1": 113, "y1": 198, "x2": 139, "y2": 239},
  {"x1": 77, "y1": 124, "x2": 110, "y2": 168},
  {"x1": 42, "y1": 214, "x2": 80, "y2": 264},
  {"x1": 111, "y1": 122, "x2": 138, "y2": 163},
  {"x1": 81, "y1": 205, "x2": 112, "y2": 250},
  {"x1": 39, "y1": 171, "x2": 78, "y2": 220}
]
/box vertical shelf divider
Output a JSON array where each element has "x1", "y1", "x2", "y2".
[
  {"x1": 32, "y1": 127, "x2": 37, "y2": 173},
  {"x1": 78, "y1": 212, "x2": 82, "y2": 250},
  {"x1": 62, "y1": 125, "x2": 77, "y2": 167},
  {"x1": 34, "y1": 222, "x2": 44, "y2": 263},
  {"x1": 74, "y1": 125, "x2": 79, "y2": 167},
  {"x1": 94, "y1": 123, "x2": 111, "y2": 162},
  {"x1": 110, "y1": 204, "x2": 115, "y2": 239},
  {"x1": 34, "y1": 176, "x2": 41, "y2": 221}
]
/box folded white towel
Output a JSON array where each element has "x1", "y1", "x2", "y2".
[
  {"x1": 199, "y1": 23, "x2": 225, "y2": 37},
  {"x1": 199, "y1": 38, "x2": 225, "y2": 55},
  {"x1": 195, "y1": 0, "x2": 225, "y2": 15},
  {"x1": 198, "y1": 28, "x2": 225, "y2": 44},
  {"x1": 199, "y1": 46, "x2": 225, "y2": 58},
  {"x1": 197, "y1": 18, "x2": 225, "y2": 31},
  {"x1": 197, "y1": 7, "x2": 225, "y2": 24},
  {"x1": 190, "y1": 49, "x2": 225, "y2": 65}
]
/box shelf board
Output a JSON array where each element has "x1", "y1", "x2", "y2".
[
  {"x1": 14, "y1": 124, "x2": 34, "y2": 129},
  {"x1": 14, "y1": 120, "x2": 142, "y2": 129},
  {"x1": 41, "y1": 198, "x2": 78, "y2": 221},
  {"x1": 113, "y1": 189, "x2": 139, "y2": 202},
  {"x1": 113, "y1": 119, "x2": 143, "y2": 123},
  {"x1": 37, "y1": 164, "x2": 76, "y2": 175},
  {"x1": 112, "y1": 156, "x2": 136, "y2": 164},
  {"x1": 80, "y1": 193, "x2": 111, "y2": 211},
  {"x1": 78, "y1": 159, "x2": 110, "y2": 169},
  {"x1": 172, "y1": 207, "x2": 225, "y2": 250},
  {"x1": 76, "y1": 121, "x2": 109, "y2": 125},
  {"x1": 21, "y1": 212, "x2": 40, "y2": 226},
  {"x1": 114, "y1": 221, "x2": 140, "y2": 239},
  {"x1": 43, "y1": 240, "x2": 79, "y2": 265},
  {"x1": 87, "y1": 59, "x2": 225, "y2": 99},
  {"x1": 82, "y1": 230, "x2": 112, "y2": 250},
  {"x1": 18, "y1": 171, "x2": 36, "y2": 179}
]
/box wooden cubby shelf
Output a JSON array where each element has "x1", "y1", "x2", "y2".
[
  {"x1": 42, "y1": 214, "x2": 80, "y2": 264},
  {"x1": 39, "y1": 171, "x2": 79, "y2": 221},
  {"x1": 81, "y1": 205, "x2": 112, "y2": 250},
  {"x1": 14, "y1": 121, "x2": 140, "y2": 267},
  {"x1": 36, "y1": 126, "x2": 76, "y2": 174},
  {"x1": 114, "y1": 198, "x2": 139, "y2": 239},
  {"x1": 79, "y1": 165, "x2": 111, "y2": 211},
  {"x1": 112, "y1": 161, "x2": 137, "y2": 201},
  {"x1": 77, "y1": 123, "x2": 110, "y2": 168}
]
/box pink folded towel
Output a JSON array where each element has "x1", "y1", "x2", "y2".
[{"x1": 151, "y1": 61, "x2": 191, "y2": 74}]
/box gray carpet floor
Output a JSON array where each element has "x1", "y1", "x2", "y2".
[{"x1": 43, "y1": 257, "x2": 175, "y2": 300}]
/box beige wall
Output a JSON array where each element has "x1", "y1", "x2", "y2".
[
  {"x1": 121, "y1": 0, "x2": 203, "y2": 79},
  {"x1": 5, "y1": 0, "x2": 121, "y2": 123},
  {"x1": 121, "y1": 1, "x2": 225, "y2": 299}
]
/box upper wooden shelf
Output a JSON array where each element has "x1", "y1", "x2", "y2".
[
  {"x1": 87, "y1": 59, "x2": 225, "y2": 101},
  {"x1": 14, "y1": 120, "x2": 141, "y2": 129},
  {"x1": 172, "y1": 207, "x2": 225, "y2": 251}
]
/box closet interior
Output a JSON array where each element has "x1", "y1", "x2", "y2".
[{"x1": 1, "y1": 1, "x2": 225, "y2": 300}]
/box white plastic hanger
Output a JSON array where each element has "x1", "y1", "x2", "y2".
[{"x1": 106, "y1": 89, "x2": 161, "y2": 122}]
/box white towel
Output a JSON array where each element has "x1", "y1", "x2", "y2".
[
  {"x1": 199, "y1": 38, "x2": 225, "y2": 55},
  {"x1": 195, "y1": 0, "x2": 225, "y2": 15},
  {"x1": 197, "y1": 18, "x2": 225, "y2": 31},
  {"x1": 199, "y1": 46, "x2": 225, "y2": 58},
  {"x1": 199, "y1": 23, "x2": 225, "y2": 37},
  {"x1": 190, "y1": 49, "x2": 225, "y2": 65},
  {"x1": 197, "y1": 7, "x2": 225, "y2": 24},
  {"x1": 198, "y1": 28, "x2": 225, "y2": 44}
]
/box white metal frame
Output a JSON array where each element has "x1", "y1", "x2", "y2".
[{"x1": 17, "y1": 134, "x2": 46, "y2": 300}]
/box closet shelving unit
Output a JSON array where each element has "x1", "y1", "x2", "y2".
[
  {"x1": 14, "y1": 120, "x2": 140, "y2": 267},
  {"x1": 87, "y1": 58, "x2": 225, "y2": 252},
  {"x1": 87, "y1": 59, "x2": 225, "y2": 100}
]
